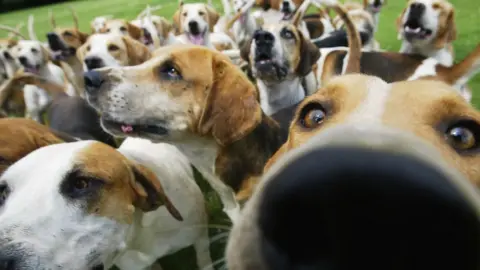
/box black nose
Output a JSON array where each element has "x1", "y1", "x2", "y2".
[
  {"x1": 188, "y1": 21, "x2": 200, "y2": 35},
  {"x1": 409, "y1": 2, "x2": 425, "y2": 15},
  {"x1": 46, "y1": 32, "x2": 64, "y2": 51},
  {"x1": 253, "y1": 29, "x2": 274, "y2": 46},
  {"x1": 18, "y1": 56, "x2": 27, "y2": 66},
  {"x1": 3, "y1": 51, "x2": 12, "y2": 61},
  {"x1": 83, "y1": 70, "x2": 104, "y2": 94},
  {"x1": 0, "y1": 253, "x2": 20, "y2": 270},
  {"x1": 282, "y1": 1, "x2": 290, "y2": 9},
  {"x1": 84, "y1": 57, "x2": 105, "y2": 70},
  {"x1": 373, "y1": 0, "x2": 382, "y2": 7},
  {"x1": 259, "y1": 147, "x2": 480, "y2": 269}
]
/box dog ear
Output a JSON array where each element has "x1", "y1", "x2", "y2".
[
  {"x1": 205, "y1": 5, "x2": 220, "y2": 32},
  {"x1": 76, "y1": 41, "x2": 88, "y2": 62},
  {"x1": 395, "y1": 8, "x2": 406, "y2": 37},
  {"x1": 129, "y1": 162, "x2": 183, "y2": 220},
  {"x1": 240, "y1": 38, "x2": 252, "y2": 63},
  {"x1": 172, "y1": 9, "x2": 182, "y2": 35},
  {"x1": 433, "y1": 9, "x2": 457, "y2": 49},
  {"x1": 199, "y1": 53, "x2": 261, "y2": 146},
  {"x1": 41, "y1": 46, "x2": 52, "y2": 63},
  {"x1": 295, "y1": 31, "x2": 320, "y2": 77},
  {"x1": 78, "y1": 31, "x2": 89, "y2": 44},
  {"x1": 122, "y1": 36, "x2": 151, "y2": 65},
  {"x1": 160, "y1": 17, "x2": 173, "y2": 38},
  {"x1": 126, "y1": 22, "x2": 143, "y2": 40}
]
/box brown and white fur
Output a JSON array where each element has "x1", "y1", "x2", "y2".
[
  {"x1": 136, "y1": 13, "x2": 179, "y2": 50},
  {"x1": 0, "y1": 138, "x2": 215, "y2": 269},
  {"x1": 100, "y1": 19, "x2": 144, "y2": 41},
  {"x1": 83, "y1": 45, "x2": 288, "y2": 222},
  {"x1": 90, "y1": 15, "x2": 113, "y2": 33},
  {"x1": 397, "y1": 0, "x2": 456, "y2": 67},
  {"x1": 226, "y1": 73, "x2": 480, "y2": 270}
]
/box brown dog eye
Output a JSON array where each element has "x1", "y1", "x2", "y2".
[
  {"x1": 108, "y1": 44, "x2": 120, "y2": 51},
  {"x1": 446, "y1": 127, "x2": 476, "y2": 151},
  {"x1": 0, "y1": 184, "x2": 10, "y2": 207},
  {"x1": 120, "y1": 26, "x2": 127, "y2": 32},
  {"x1": 159, "y1": 61, "x2": 182, "y2": 80},
  {"x1": 182, "y1": 12, "x2": 187, "y2": 17},
  {"x1": 299, "y1": 103, "x2": 326, "y2": 129},
  {"x1": 86, "y1": 45, "x2": 91, "y2": 51},
  {"x1": 31, "y1": 48, "x2": 39, "y2": 54},
  {"x1": 198, "y1": 11, "x2": 205, "y2": 16},
  {"x1": 63, "y1": 31, "x2": 73, "y2": 37}
]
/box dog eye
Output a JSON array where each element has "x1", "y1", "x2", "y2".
[
  {"x1": 198, "y1": 11, "x2": 205, "y2": 16},
  {"x1": 120, "y1": 26, "x2": 127, "y2": 32},
  {"x1": 445, "y1": 121, "x2": 480, "y2": 152},
  {"x1": 159, "y1": 62, "x2": 182, "y2": 80},
  {"x1": 182, "y1": 12, "x2": 187, "y2": 17},
  {"x1": 432, "y1": 3, "x2": 441, "y2": 9},
  {"x1": 299, "y1": 103, "x2": 327, "y2": 129},
  {"x1": 280, "y1": 28, "x2": 294, "y2": 40},
  {"x1": 108, "y1": 44, "x2": 120, "y2": 51},
  {"x1": 61, "y1": 170, "x2": 105, "y2": 200},
  {"x1": 63, "y1": 31, "x2": 74, "y2": 37},
  {"x1": 86, "y1": 45, "x2": 91, "y2": 51},
  {"x1": 0, "y1": 184, "x2": 10, "y2": 207},
  {"x1": 31, "y1": 48, "x2": 39, "y2": 54}
]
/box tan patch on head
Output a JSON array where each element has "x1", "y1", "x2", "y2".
[
  {"x1": 54, "y1": 28, "x2": 89, "y2": 49},
  {"x1": 102, "y1": 19, "x2": 143, "y2": 40},
  {"x1": 76, "y1": 142, "x2": 182, "y2": 223}
]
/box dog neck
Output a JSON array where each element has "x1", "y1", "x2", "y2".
[
  {"x1": 400, "y1": 42, "x2": 453, "y2": 66},
  {"x1": 257, "y1": 78, "x2": 305, "y2": 116}
]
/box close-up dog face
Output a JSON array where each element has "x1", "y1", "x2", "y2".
[
  {"x1": 173, "y1": 3, "x2": 220, "y2": 45},
  {"x1": 241, "y1": 23, "x2": 320, "y2": 82},
  {"x1": 0, "y1": 140, "x2": 181, "y2": 269},
  {"x1": 226, "y1": 74, "x2": 480, "y2": 269},
  {"x1": 76, "y1": 33, "x2": 151, "y2": 71},
  {"x1": 11, "y1": 41, "x2": 50, "y2": 74},
  {"x1": 100, "y1": 19, "x2": 143, "y2": 40},
  {"x1": 46, "y1": 28, "x2": 89, "y2": 61},
  {"x1": 397, "y1": 0, "x2": 456, "y2": 47},
  {"x1": 84, "y1": 45, "x2": 261, "y2": 146}
]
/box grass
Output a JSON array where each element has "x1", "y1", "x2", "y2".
[{"x1": 0, "y1": 0, "x2": 479, "y2": 269}]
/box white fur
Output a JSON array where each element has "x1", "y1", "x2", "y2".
[
  {"x1": 81, "y1": 33, "x2": 125, "y2": 71},
  {"x1": 257, "y1": 79, "x2": 306, "y2": 115}
]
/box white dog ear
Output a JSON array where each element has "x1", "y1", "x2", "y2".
[
  {"x1": 129, "y1": 162, "x2": 183, "y2": 221},
  {"x1": 205, "y1": 5, "x2": 220, "y2": 32}
]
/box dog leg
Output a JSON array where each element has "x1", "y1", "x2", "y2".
[{"x1": 194, "y1": 229, "x2": 214, "y2": 270}]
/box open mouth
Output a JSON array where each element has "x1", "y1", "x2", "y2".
[
  {"x1": 281, "y1": 10, "x2": 293, "y2": 20},
  {"x1": 403, "y1": 22, "x2": 432, "y2": 39},
  {"x1": 101, "y1": 118, "x2": 168, "y2": 137},
  {"x1": 255, "y1": 53, "x2": 273, "y2": 65},
  {"x1": 22, "y1": 64, "x2": 40, "y2": 74},
  {"x1": 187, "y1": 30, "x2": 206, "y2": 45},
  {"x1": 141, "y1": 28, "x2": 154, "y2": 46}
]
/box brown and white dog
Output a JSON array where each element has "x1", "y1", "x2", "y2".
[
  {"x1": 0, "y1": 138, "x2": 215, "y2": 269},
  {"x1": 226, "y1": 74, "x2": 480, "y2": 270},
  {"x1": 76, "y1": 33, "x2": 151, "y2": 71},
  {"x1": 83, "y1": 45, "x2": 288, "y2": 222},
  {"x1": 100, "y1": 19, "x2": 144, "y2": 41},
  {"x1": 173, "y1": 2, "x2": 238, "y2": 51},
  {"x1": 90, "y1": 15, "x2": 113, "y2": 33},
  {"x1": 397, "y1": 0, "x2": 456, "y2": 66}
]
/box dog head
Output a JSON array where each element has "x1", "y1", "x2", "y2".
[
  {"x1": 241, "y1": 22, "x2": 320, "y2": 82},
  {"x1": 83, "y1": 45, "x2": 261, "y2": 147},
  {"x1": 46, "y1": 28, "x2": 89, "y2": 61},
  {"x1": 0, "y1": 140, "x2": 181, "y2": 269},
  {"x1": 226, "y1": 74, "x2": 480, "y2": 269},
  {"x1": 12, "y1": 40, "x2": 50, "y2": 74},
  {"x1": 397, "y1": 0, "x2": 456, "y2": 48},
  {"x1": 173, "y1": 3, "x2": 220, "y2": 45},
  {"x1": 137, "y1": 15, "x2": 173, "y2": 49},
  {"x1": 76, "y1": 33, "x2": 151, "y2": 71},
  {"x1": 90, "y1": 16, "x2": 112, "y2": 33},
  {"x1": 100, "y1": 19, "x2": 143, "y2": 40},
  {"x1": 0, "y1": 39, "x2": 19, "y2": 79}
]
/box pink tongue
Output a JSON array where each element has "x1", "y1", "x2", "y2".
[
  {"x1": 190, "y1": 35, "x2": 205, "y2": 45},
  {"x1": 121, "y1": 125, "x2": 134, "y2": 133}
]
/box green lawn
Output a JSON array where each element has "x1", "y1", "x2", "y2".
[{"x1": 0, "y1": 0, "x2": 479, "y2": 269}]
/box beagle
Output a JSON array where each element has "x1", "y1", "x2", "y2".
[
  {"x1": 222, "y1": 0, "x2": 259, "y2": 49},
  {"x1": 47, "y1": 9, "x2": 89, "y2": 94},
  {"x1": 362, "y1": 0, "x2": 387, "y2": 31},
  {"x1": 83, "y1": 45, "x2": 288, "y2": 222},
  {"x1": 100, "y1": 19, "x2": 144, "y2": 41},
  {"x1": 90, "y1": 15, "x2": 113, "y2": 33},
  {"x1": 226, "y1": 74, "x2": 480, "y2": 270},
  {"x1": 137, "y1": 15, "x2": 178, "y2": 50},
  {"x1": 76, "y1": 33, "x2": 151, "y2": 71},
  {"x1": 0, "y1": 139, "x2": 215, "y2": 269},
  {"x1": 173, "y1": 2, "x2": 238, "y2": 51},
  {"x1": 397, "y1": 0, "x2": 456, "y2": 66}
]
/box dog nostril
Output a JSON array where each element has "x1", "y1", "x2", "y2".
[
  {"x1": 410, "y1": 2, "x2": 425, "y2": 10},
  {"x1": 83, "y1": 71, "x2": 104, "y2": 93},
  {"x1": 258, "y1": 146, "x2": 480, "y2": 268},
  {"x1": 18, "y1": 57, "x2": 27, "y2": 65}
]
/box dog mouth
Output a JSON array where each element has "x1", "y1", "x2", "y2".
[
  {"x1": 101, "y1": 118, "x2": 168, "y2": 137},
  {"x1": 141, "y1": 28, "x2": 154, "y2": 46},
  {"x1": 254, "y1": 52, "x2": 288, "y2": 80},
  {"x1": 21, "y1": 63, "x2": 40, "y2": 74},
  {"x1": 403, "y1": 21, "x2": 432, "y2": 39},
  {"x1": 187, "y1": 30, "x2": 207, "y2": 45},
  {"x1": 281, "y1": 9, "x2": 293, "y2": 20}
]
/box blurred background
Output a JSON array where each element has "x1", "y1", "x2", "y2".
[{"x1": 0, "y1": 0, "x2": 71, "y2": 13}]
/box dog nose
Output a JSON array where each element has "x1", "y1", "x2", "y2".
[
  {"x1": 46, "y1": 32, "x2": 56, "y2": 39},
  {"x1": 258, "y1": 146, "x2": 480, "y2": 269},
  {"x1": 188, "y1": 21, "x2": 200, "y2": 34},
  {"x1": 84, "y1": 57, "x2": 105, "y2": 70},
  {"x1": 409, "y1": 2, "x2": 425, "y2": 13},
  {"x1": 2, "y1": 51, "x2": 12, "y2": 61},
  {"x1": 18, "y1": 56, "x2": 27, "y2": 66},
  {"x1": 0, "y1": 253, "x2": 19, "y2": 270},
  {"x1": 253, "y1": 30, "x2": 274, "y2": 45},
  {"x1": 83, "y1": 70, "x2": 104, "y2": 94},
  {"x1": 281, "y1": 1, "x2": 290, "y2": 9}
]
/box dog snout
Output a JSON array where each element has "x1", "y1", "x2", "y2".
[
  {"x1": 281, "y1": 1, "x2": 291, "y2": 12},
  {"x1": 253, "y1": 30, "x2": 274, "y2": 46},
  {"x1": 408, "y1": 2, "x2": 426, "y2": 17},
  {"x1": 188, "y1": 21, "x2": 200, "y2": 35},
  {"x1": 18, "y1": 57, "x2": 28, "y2": 66},
  {"x1": 257, "y1": 146, "x2": 480, "y2": 269},
  {"x1": 84, "y1": 70, "x2": 105, "y2": 94},
  {"x1": 84, "y1": 57, "x2": 105, "y2": 71},
  {"x1": 0, "y1": 251, "x2": 21, "y2": 270},
  {"x1": 46, "y1": 32, "x2": 65, "y2": 51}
]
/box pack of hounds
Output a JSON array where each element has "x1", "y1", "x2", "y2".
[{"x1": 0, "y1": 0, "x2": 479, "y2": 268}]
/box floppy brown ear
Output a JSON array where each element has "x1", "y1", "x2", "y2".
[
  {"x1": 129, "y1": 162, "x2": 183, "y2": 220},
  {"x1": 127, "y1": 22, "x2": 143, "y2": 40},
  {"x1": 76, "y1": 41, "x2": 89, "y2": 62},
  {"x1": 160, "y1": 17, "x2": 173, "y2": 38},
  {"x1": 434, "y1": 9, "x2": 457, "y2": 49},
  {"x1": 295, "y1": 32, "x2": 320, "y2": 76},
  {"x1": 240, "y1": 38, "x2": 252, "y2": 63},
  {"x1": 199, "y1": 54, "x2": 262, "y2": 146},
  {"x1": 122, "y1": 36, "x2": 151, "y2": 65},
  {"x1": 78, "y1": 31, "x2": 89, "y2": 44},
  {"x1": 205, "y1": 5, "x2": 220, "y2": 32},
  {"x1": 395, "y1": 8, "x2": 406, "y2": 33}
]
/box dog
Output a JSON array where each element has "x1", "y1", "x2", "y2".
[
  {"x1": 76, "y1": 33, "x2": 151, "y2": 71},
  {"x1": 222, "y1": 0, "x2": 259, "y2": 49},
  {"x1": 397, "y1": 0, "x2": 456, "y2": 66},
  {"x1": 226, "y1": 73, "x2": 480, "y2": 270},
  {"x1": 332, "y1": 7, "x2": 380, "y2": 50},
  {"x1": 136, "y1": 14, "x2": 178, "y2": 50},
  {"x1": 46, "y1": 9, "x2": 89, "y2": 95},
  {"x1": 363, "y1": 0, "x2": 387, "y2": 31},
  {"x1": 173, "y1": 2, "x2": 238, "y2": 51},
  {"x1": 90, "y1": 15, "x2": 113, "y2": 33},
  {"x1": 100, "y1": 19, "x2": 144, "y2": 41},
  {"x1": 0, "y1": 138, "x2": 216, "y2": 269},
  {"x1": 83, "y1": 45, "x2": 288, "y2": 222}
]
